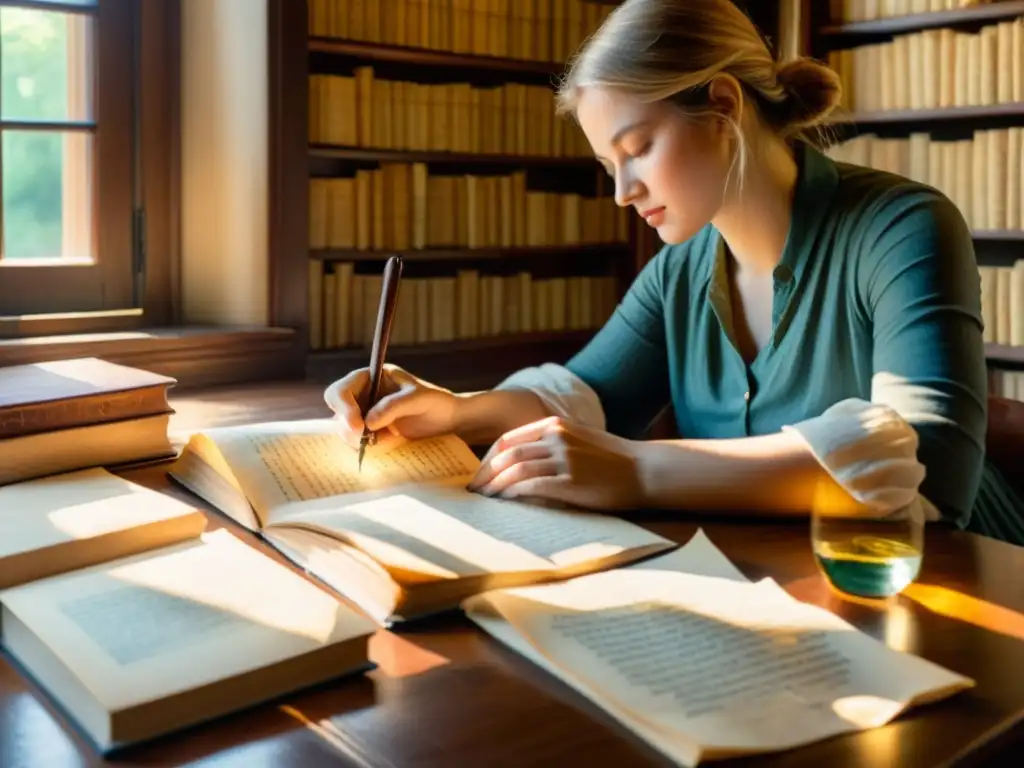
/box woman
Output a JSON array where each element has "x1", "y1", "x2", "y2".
[{"x1": 325, "y1": 0, "x2": 1023, "y2": 544}]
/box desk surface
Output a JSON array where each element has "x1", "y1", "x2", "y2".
[{"x1": 2, "y1": 381, "x2": 1023, "y2": 768}]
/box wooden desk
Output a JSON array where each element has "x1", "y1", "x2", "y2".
[{"x1": 2, "y1": 382, "x2": 1023, "y2": 767}]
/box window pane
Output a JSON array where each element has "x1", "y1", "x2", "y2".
[
  {"x1": 2, "y1": 129, "x2": 93, "y2": 260},
  {"x1": 0, "y1": 7, "x2": 93, "y2": 122}
]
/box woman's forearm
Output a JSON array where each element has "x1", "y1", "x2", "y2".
[
  {"x1": 632, "y1": 430, "x2": 861, "y2": 516},
  {"x1": 452, "y1": 389, "x2": 554, "y2": 446}
]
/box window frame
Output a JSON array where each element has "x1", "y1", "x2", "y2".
[{"x1": 0, "y1": 0, "x2": 179, "y2": 335}]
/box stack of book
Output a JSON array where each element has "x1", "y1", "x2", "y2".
[
  {"x1": 0, "y1": 357, "x2": 179, "y2": 487},
  {"x1": 0, "y1": 468, "x2": 378, "y2": 754},
  {"x1": 0, "y1": 359, "x2": 388, "y2": 756}
]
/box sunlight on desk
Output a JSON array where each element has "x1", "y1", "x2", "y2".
[
  {"x1": 903, "y1": 583, "x2": 1024, "y2": 642},
  {"x1": 832, "y1": 721, "x2": 915, "y2": 766},
  {"x1": 0, "y1": 328, "x2": 153, "y2": 347},
  {"x1": 172, "y1": 400, "x2": 271, "y2": 424},
  {"x1": 368, "y1": 632, "x2": 451, "y2": 678},
  {"x1": 882, "y1": 601, "x2": 917, "y2": 653},
  {"x1": 279, "y1": 704, "x2": 372, "y2": 763}
]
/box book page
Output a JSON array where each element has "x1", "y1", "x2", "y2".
[
  {"x1": 465, "y1": 547, "x2": 974, "y2": 759},
  {"x1": 195, "y1": 419, "x2": 480, "y2": 522},
  {"x1": 627, "y1": 529, "x2": 750, "y2": 583},
  {"x1": 272, "y1": 481, "x2": 674, "y2": 580},
  {"x1": 0, "y1": 529, "x2": 377, "y2": 711},
  {"x1": 0, "y1": 467, "x2": 203, "y2": 561},
  {"x1": 462, "y1": 528, "x2": 745, "y2": 767}
]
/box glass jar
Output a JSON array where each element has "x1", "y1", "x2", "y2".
[{"x1": 810, "y1": 482, "x2": 924, "y2": 599}]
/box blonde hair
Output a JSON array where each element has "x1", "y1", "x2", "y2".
[{"x1": 556, "y1": 0, "x2": 841, "y2": 186}]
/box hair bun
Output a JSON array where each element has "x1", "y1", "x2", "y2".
[{"x1": 775, "y1": 57, "x2": 842, "y2": 131}]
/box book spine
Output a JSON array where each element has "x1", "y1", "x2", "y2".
[{"x1": 0, "y1": 389, "x2": 173, "y2": 441}]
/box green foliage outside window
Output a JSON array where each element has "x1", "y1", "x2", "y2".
[{"x1": 1, "y1": 7, "x2": 72, "y2": 259}]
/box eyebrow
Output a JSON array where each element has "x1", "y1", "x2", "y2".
[{"x1": 594, "y1": 121, "x2": 651, "y2": 163}]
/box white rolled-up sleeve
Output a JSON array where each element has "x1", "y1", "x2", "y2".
[
  {"x1": 493, "y1": 371, "x2": 939, "y2": 522},
  {"x1": 493, "y1": 363, "x2": 607, "y2": 431},
  {"x1": 782, "y1": 398, "x2": 942, "y2": 522}
]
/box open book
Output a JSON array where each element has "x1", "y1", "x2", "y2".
[
  {"x1": 168, "y1": 419, "x2": 676, "y2": 624},
  {"x1": 463, "y1": 530, "x2": 975, "y2": 767},
  {"x1": 0, "y1": 470, "x2": 377, "y2": 754},
  {"x1": 0, "y1": 467, "x2": 208, "y2": 590}
]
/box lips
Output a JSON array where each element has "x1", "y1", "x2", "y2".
[{"x1": 640, "y1": 206, "x2": 666, "y2": 227}]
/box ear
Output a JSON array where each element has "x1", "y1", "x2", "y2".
[{"x1": 706, "y1": 74, "x2": 744, "y2": 129}]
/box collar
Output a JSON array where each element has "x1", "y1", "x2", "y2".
[
  {"x1": 703, "y1": 142, "x2": 841, "y2": 353},
  {"x1": 704, "y1": 140, "x2": 841, "y2": 289}
]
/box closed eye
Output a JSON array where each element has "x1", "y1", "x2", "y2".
[{"x1": 630, "y1": 141, "x2": 652, "y2": 158}]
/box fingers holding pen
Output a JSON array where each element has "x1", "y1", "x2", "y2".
[
  {"x1": 364, "y1": 386, "x2": 419, "y2": 431},
  {"x1": 324, "y1": 369, "x2": 369, "y2": 447}
]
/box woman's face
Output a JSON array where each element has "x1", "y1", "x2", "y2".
[{"x1": 574, "y1": 85, "x2": 734, "y2": 245}]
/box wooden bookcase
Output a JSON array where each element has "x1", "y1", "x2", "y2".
[
  {"x1": 268, "y1": 0, "x2": 634, "y2": 392},
  {"x1": 267, "y1": 0, "x2": 779, "y2": 392},
  {"x1": 801, "y1": 0, "x2": 1024, "y2": 399}
]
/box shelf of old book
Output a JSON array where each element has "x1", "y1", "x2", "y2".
[
  {"x1": 812, "y1": 0, "x2": 1024, "y2": 379},
  {"x1": 309, "y1": 37, "x2": 565, "y2": 78},
  {"x1": 820, "y1": 0, "x2": 1024, "y2": 38},
  {"x1": 311, "y1": 329, "x2": 595, "y2": 355},
  {"x1": 309, "y1": 145, "x2": 598, "y2": 169},
  {"x1": 310, "y1": 244, "x2": 630, "y2": 263},
  {"x1": 973, "y1": 229, "x2": 1024, "y2": 242},
  {"x1": 304, "y1": 330, "x2": 598, "y2": 389},
  {"x1": 831, "y1": 103, "x2": 1024, "y2": 128},
  {"x1": 985, "y1": 343, "x2": 1024, "y2": 366}
]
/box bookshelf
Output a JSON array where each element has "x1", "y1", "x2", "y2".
[
  {"x1": 836, "y1": 103, "x2": 1024, "y2": 127},
  {"x1": 819, "y1": 0, "x2": 1024, "y2": 36},
  {"x1": 804, "y1": 0, "x2": 1024, "y2": 406},
  {"x1": 308, "y1": 36, "x2": 565, "y2": 75},
  {"x1": 309, "y1": 145, "x2": 601, "y2": 167},
  {"x1": 264, "y1": 0, "x2": 652, "y2": 391},
  {"x1": 266, "y1": 1, "x2": 783, "y2": 391}
]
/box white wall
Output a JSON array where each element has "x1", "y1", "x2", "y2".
[{"x1": 180, "y1": 0, "x2": 268, "y2": 325}]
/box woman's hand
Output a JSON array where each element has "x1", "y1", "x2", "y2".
[
  {"x1": 466, "y1": 416, "x2": 646, "y2": 510},
  {"x1": 324, "y1": 364, "x2": 459, "y2": 448}
]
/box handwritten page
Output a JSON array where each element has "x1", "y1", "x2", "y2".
[
  {"x1": 195, "y1": 419, "x2": 481, "y2": 522},
  {"x1": 464, "y1": 530, "x2": 974, "y2": 766},
  {"x1": 542, "y1": 597, "x2": 855, "y2": 724},
  {"x1": 1, "y1": 529, "x2": 377, "y2": 711},
  {"x1": 271, "y1": 481, "x2": 673, "y2": 580}
]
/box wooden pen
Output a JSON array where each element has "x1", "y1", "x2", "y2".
[{"x1": 359, "y1": 255, "x2": 403, "y2": 471}]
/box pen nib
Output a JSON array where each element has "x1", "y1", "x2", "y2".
[{"x1": 357, "y1": 441, "x2": 366, "y2": 472}]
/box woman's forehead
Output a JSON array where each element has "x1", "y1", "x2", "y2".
[{"x1": 576, "y1": 88, "x2": 667, "y2": 141}]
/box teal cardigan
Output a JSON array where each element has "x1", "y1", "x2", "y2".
[{"x1": 566, "y1": 142, "x2": 1022, "y2": 541}]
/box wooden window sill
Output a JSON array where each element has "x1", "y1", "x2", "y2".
[{"x1": 0, "y1": 325, "x2": 303, "y2": 390}]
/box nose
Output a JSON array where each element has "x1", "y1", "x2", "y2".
[{"x1": 614, "y1": 167, "x2": 642, "y2": 208}]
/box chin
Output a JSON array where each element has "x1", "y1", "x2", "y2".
[{"x1": 653, "y1": 220, "x2": 704, "y2": 245}]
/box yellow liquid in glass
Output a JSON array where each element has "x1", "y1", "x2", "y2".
[{"x1": 814, "y1": 536, "x2": 922, "y2": 598}]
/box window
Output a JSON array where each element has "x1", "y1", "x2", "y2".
[{"x1": 0, "y1": 0, "x2": 142, "y2": 321}]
